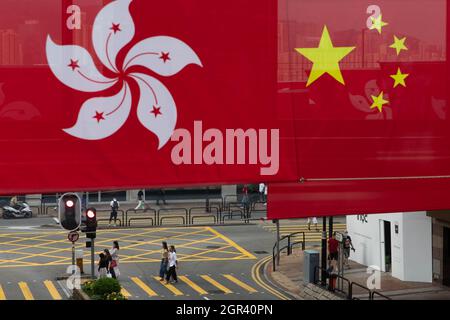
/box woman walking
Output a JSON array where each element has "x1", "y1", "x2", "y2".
[
  {"x1": 110, "y1": 241, "x2": 120, "y2": 279},
  {"x1": 104, "y1": 249, "x2": 115, "y2": 279},
  {"x1": 165, "y1": 245, "x2": 178, "y2": 284},
  {"x1": 97, "y1": 253, "x2": 108, "y2": 278},
  {"x1": 159, "y1": 241, "x2": 169, "y2": 281}
]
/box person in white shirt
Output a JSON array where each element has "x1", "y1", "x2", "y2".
[
  {"x1": 165, "y1": 245, "x2": 178, "y2": 284},
  {"x1": 110, "y1": 241, "x2": 120, "y2": 279},
  {"x1": 259, "y1": 183, "x2": 266, "y2": 202},
  {"x1": 307, "y1": 216, "x2": 319, "y2": 232},
  {"x1": 263, "y1": 185, "x2": 268, "y2": 206},
  {"x1": 109, "y1": 198, "x2": 120, "y2": 227}
]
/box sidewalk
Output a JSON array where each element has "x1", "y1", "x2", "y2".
[{"x1": 267, "y1": 248, "x2": 450, "y2": 300}]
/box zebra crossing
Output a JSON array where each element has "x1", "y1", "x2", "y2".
[
  {"x1": 261, "y1": 222, "x2": 347, "y2": 242},
  {"x1": 0, "y1": 273, "x2": 264, "y2": 300}
]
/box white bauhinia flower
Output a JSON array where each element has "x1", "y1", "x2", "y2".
[{"x1": 46, "y1": 0, "x2": 202, "y2": 149}]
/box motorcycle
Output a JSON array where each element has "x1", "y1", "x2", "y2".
[{"x1": 2, "y1": 202, "x2": 33, "y2": 219}]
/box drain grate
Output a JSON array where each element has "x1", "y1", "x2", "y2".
[
  {"x1": 254, "y1": 250, "x2": 269, "y2": 254},
  {"x1": 208, "y1": 289, "x2": 224, "y2": 294},
  {"x1": 206, "y1": 245, "x2": 221, "y2": 249}
]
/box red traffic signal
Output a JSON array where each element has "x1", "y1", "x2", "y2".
[
  {"x1": 58, "y1": 193, "x2": 81, "y2": 231},
  {"x1": 86, "y1": 209, "x2": 96, "y2": 219}
]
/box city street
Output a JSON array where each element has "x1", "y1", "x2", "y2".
[{"x1": 0, "y1": 216, "x2": 346, "y2": 300}]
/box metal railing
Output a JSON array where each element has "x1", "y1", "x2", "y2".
[
  {"x1": 314, "y1": 266, "x2": 392, "y2": 300},
  {"x1": 272, "y1": 232, "x2": 306, "y2": 271}
]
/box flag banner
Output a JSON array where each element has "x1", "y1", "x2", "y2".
[
  {"x1": 0, "y1": 0, "x2": 295, "y2": 194},
  {"x1": 269, "y1": 0, "x2": 450, "y2": 218}
]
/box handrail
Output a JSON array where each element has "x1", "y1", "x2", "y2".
[
  {"x1": 272, "y1": 231, "x2": 306, "y2": 271},
  {"x1": 371, "y1": 291, "x2": 392, "y2": 300},
  {"x1": 350, "y1": 281, "x2": 372, "y2": 300}
]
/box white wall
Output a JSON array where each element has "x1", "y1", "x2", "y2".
[{"x1": 347, "y1": 212, "x2": 432, "y2": 283}]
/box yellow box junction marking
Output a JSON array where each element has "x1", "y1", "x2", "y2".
[
  {"x1": 178, "y1": 276, "x2": 208, "y2": 295},
  {"x1": 0, "y1": 227, "x2": 255, "y2": 268},
  {"x1": 44, "y1": 280, "x2": 62, "y2": 300},
  {"x1": 154, "y1": 276, "x2": 183, "y2": 296},
  {"x1": 18, "y1": 282, "x2": 34, "y2": 300},
  {"x1": 223, "y1": 274, "x2": 257, "y2": 293},
  {"x1": 200, "y1": 275, "x2": 232, "y2": 294},
  {"x1": 131, "y1": 277, "x2": 157, "y2": 297}
]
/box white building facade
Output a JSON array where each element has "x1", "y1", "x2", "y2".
[{"x1": 347, "y1": 212, "x2": 432, "y2": 283}]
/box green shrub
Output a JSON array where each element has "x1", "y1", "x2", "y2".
[
  {"x1": 81, "y1": 280, "x2": 96, "y2": 297},
  {"x1": 105, "y1": 292, "x2": 127, "y2": 300},
  {"x1": 92, "y1": 277, "x2": 121, "y2": 297}
]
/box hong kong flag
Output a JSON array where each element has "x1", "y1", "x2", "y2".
[
  {"x1": 0, "y1": 0, "x2": 296, "y2": 194},
  {"x1": 270, "y1": 0, "x2": 450, "y2": 218}
]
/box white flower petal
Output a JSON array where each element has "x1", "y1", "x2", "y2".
[
  {"x1": 46, "y1": 36, "x2": 117, "y2": 92},
  {"x1": 124, "y1": 36, "x2": 202, "y2": 76},
  {"x1": 63, "y1": 82, "x2": 131, "y2": 140},
  {"x1": 131, "y1": 73, "x2": 177, "y2": 149},
  {"x1": 92, "y1": 0, "x2": 135, "y2": 72}
]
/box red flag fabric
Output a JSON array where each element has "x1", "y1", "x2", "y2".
[
  {"x1": 0, "y1": 0, "x2": 295, "y2": 194},
  {"x1": 269, "y1": 0, "x2": 450, "y2": 218}
]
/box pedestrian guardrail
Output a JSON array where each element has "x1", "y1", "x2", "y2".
[
  {"x1": 158, "y1": 208, "x2": 188, "y2": 226},
  {"x1": 125, "y1": 208, "x2": 157, "y2": 227},
  {"x1": 188, "y1": 206, "x2": 220, "y2": 225},
  {"x1": 96, "y1": 209, "x2": 125, "y2": 227}
]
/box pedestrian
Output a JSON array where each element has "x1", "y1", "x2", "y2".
[
  {"x1": 159, "y1": 241, "x2": 169, "y2": 281},
  {"x1": 165, "y1": 245, "x2": 178, "y2": 284},
  {"x1": 110, "y1": 241, "x2": 120, "y2": 279},
  {"x1": 97, "y1": 253, "x2": 108, "y2": 278},
  {"x1": 263, "y1": 185, "x2": 268, "y2": 206},
  {"x1": 240, "y1": 184, "x2": 250, "y2": 210},
  {"x1": 104, "y1": 249, "x2": 115, "y2": 279},
  {"x1": 156, "y1": 189, "x2": 168, "y2": 205},
  {"x1": 259, "y1": 183, "x2": 266, "y2": 202},
  {"x1": 109, "y1": 198, "x2": 120, "y2": 227},
  {"x1": 328, "y1": 232, "x2": 339, "y2": 271},
  {"x1": 135, "y1": 190, "x2": 145, "y2": 210},
  {"x1": 343, "y1": 230, "x2": 355, "y2": 268},
  {"x1": 307, "y1": 217, "x2": 319, "y2": 232},
  {"x1": 10, "y1": 195, "x2": 18, "y2": 207}
]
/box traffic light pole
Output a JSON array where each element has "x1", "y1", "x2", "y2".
[
  {"x1": 91, "y1": 238, "x2": 95, "y2": 280},
  {"x1": 71, "y1": 242, "x2": 75, "y2": 274}
]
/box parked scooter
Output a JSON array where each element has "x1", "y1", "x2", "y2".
[{"x1": 2, "y1": 202, "x2": 32, "y2": 219}]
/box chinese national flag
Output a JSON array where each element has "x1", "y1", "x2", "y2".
[
  {"x1": 0, "y1": 0, "x2": 297, "y2": 194},
  {"x1": 269, "y1": 0, "x2": 450, "y2": 218}
]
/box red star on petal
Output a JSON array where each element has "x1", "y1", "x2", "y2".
[
  {"x1": 93, "y1": 111, "x2": 105, "y2": 123},
  {"x1": 110, "y1": 23, "x2": 121, "y2": 34},
  {"x1": 68, "y1": 59, "x2": 79, "y2": 71},
  {"x1": 160, "y1": 52, "x2": 171, "y2": 63},
  {"x1": 151, "y1": 105, "x2": 162, "y2": 118}
]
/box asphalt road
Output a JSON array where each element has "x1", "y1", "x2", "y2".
[
  {"x1": 0, "y1": 215, "x2": 346, "y2": 300},
  {"x1": 0, "y1": 216, "x2": 280, "y2": 300}
]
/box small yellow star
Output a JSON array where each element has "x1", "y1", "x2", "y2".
[
  {"x1": 295, "y1": 26, "x2": 355, "y2": 87},
  {"x1": 371, "y1": 91, "x2": 389, "y2": 112},
  {"x1": 369, "y1": 15, "x2": 388, "y2": 34},
  {"x1": 390, "y1": 68, "x2": 409, "y2": 88},
  {"x1": 390, "y1": 36, "x2": 408, "y2": 56}
]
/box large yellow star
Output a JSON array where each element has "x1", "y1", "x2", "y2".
[
  {"x1": 390, "y1": 68, "x2": 409, "y2": 88},
  {"x1": 369, "y1": 15, "x2": 388, "y2": 34},
  {"x1": 390, "y1": 36, "x2": 408, "y2": 56},
  {"x1": 371, "y1": 91, "x2": 389, "y2": 112},
  {"x1": 295, "y1": 26, "x2": 355, "y2": 87}
]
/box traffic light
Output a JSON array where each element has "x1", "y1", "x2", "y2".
[
  {"x1": 58, "y1": 193, "x2": 81, "y2": 231},
  {"x1": 85, "y1": 207, "x2": 97, "y2": 239}
]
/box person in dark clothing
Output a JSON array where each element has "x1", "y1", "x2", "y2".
[
  {"x1": 104, "y1": 249, "x2": 115, "y2": 279},
  {"x1": 156, "y1": 189, "x2": 167, "y2": 205},
  {"x1": 97, "y1": 253, "x2": 108, "y2": 278}
]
